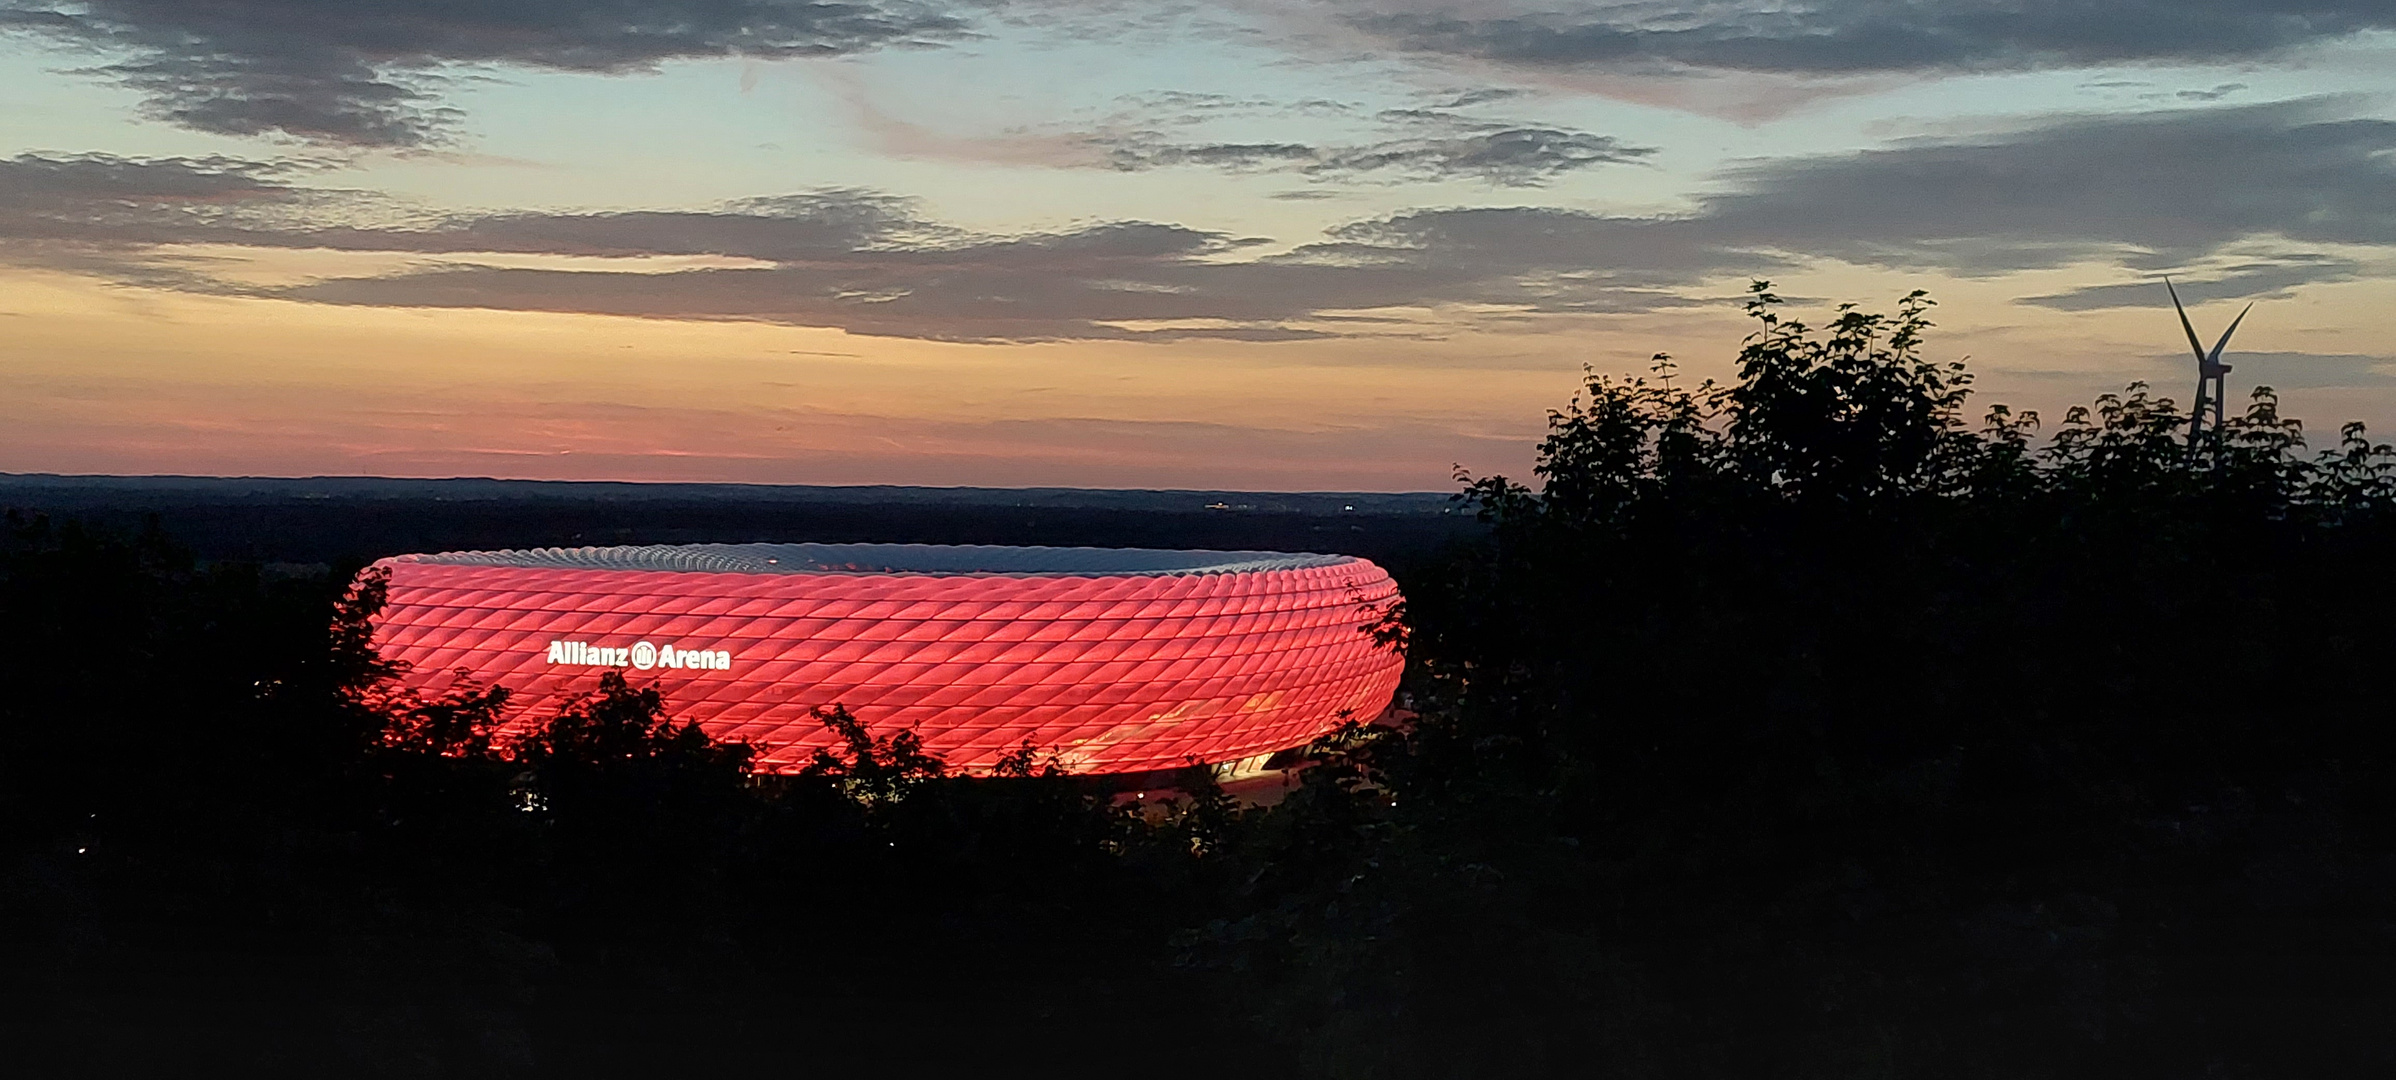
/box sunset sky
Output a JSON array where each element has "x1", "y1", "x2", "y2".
[{"x1": 3, "y1": 1, "x2": 2392, "y2": 491}]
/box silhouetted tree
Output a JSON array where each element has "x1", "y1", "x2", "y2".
[
  {"x1": 797, "y1": 703, "x2": 946, "y2": 806},
  {"x1": 1192, "y1": 282, "x2": 2396, "y2": 1079}
]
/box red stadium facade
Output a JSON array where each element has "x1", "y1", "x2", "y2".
[{"x1": 366, "y1": 544, "x2": 1406, "y2": 774}]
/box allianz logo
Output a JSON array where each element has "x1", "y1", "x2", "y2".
[{"x1": 546, "y1": 640, "x2": 733, "y2": 671}]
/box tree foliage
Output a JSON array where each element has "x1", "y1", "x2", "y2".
[{"x1": 1191, "y1": 282, "x2": 2396, "y2": 1078}]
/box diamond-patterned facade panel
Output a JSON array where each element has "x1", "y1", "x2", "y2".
[{"x1": 366, "y1": 543, "x2": 1405, "y2": 774}]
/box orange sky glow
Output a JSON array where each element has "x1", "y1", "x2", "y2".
[{"x1": 3, "y1": 9, "x2": 2391, "y2": 491}]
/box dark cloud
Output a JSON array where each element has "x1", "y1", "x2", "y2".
[
  {"x1": 0, "y1": 162, "x2": 1363, "y2": 339},
  {"x1": 1101, "y1": 140, "x2": 1318, "y2": 171},
  {"x1": 1688, "y1": 100, "x2": 2396, "y2": 273},
  {"x1": 0, "y1": 151, "x2": 297, "y2": 215},
  {"x1": 284, "y1": 255, "x2": 1360, "y2": 342},
  {"x1": 261, "y1": 199, "x2": 1731, "y2": 339},
  {"x1": 1293, "y1": 100, "x2": 2396, "y2": 296},
  {"x1": 0, "y1": 151, "x2": 353, "y2": 250},
  {"x1": 270, "y1": 224, "x2": 1459, "y2": 342},
  {"x1": 6, "y1": 101, "x2": 2392, "y2": 341},
  {"x1": 1437, "y1": 87, "x2": 1530, "y2": 108},
  {"x1": 2018, "y1": 257, "x2": 2370, "y2": 311},
  {"x1": 1082, "y1": 96, "x2": 1652, "y2": 187},
  {"x1": 1096, "y1": 125, "x2": 1653, "y2": 186},
  {"x1": 1349, "y1": 0, "x2": 2392, "y2": 76},
  {"x1": 0, "y1": 0, "x2": 967, "y2": 147}
]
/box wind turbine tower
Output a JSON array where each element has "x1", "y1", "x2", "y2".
[{"x1": 2166, "y1": 277, "x2": 2251, "y2": 445}]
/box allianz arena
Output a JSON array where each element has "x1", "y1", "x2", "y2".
[{"x1": 366, "y1": 543, "x2": 1406, "y2": 775}]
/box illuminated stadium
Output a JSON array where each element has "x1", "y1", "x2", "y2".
[{"x1": 367, "y1": 543, "x2": 1406, "y2": 775}]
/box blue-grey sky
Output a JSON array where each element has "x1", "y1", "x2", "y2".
[{"x1": 3, "y1": 1, "x2": 2391, "y2": 488}]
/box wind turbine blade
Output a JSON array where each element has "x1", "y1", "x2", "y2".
[
  {"x1": 2166, "y1": 277, "x2": 2208, "y2": 365},
  {"x1": 2206, "y1": 303, "x2": 2253, "y2": 365}
]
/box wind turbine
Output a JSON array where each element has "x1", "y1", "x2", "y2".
[{"x1": 2165, "y1": 277, "x2": 2250, "y2": 445}]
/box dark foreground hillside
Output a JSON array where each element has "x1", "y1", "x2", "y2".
[{"x1": 7, "y1": 285, "x2": 2396, "y2": 1078}]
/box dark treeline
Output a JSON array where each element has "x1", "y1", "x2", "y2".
[{"x1": 7, "y1": 283, "x2": 2396, "y2": 1076}]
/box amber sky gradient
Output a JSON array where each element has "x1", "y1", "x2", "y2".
[{"x1": 3, "y1": 2, "x2": 2393, "y2": 490}]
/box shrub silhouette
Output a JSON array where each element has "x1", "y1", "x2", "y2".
[
  {"x1": 1188, "y1": 283, "x2": 2396, "y2": 1078},
  {"x1": 797, "y1": 702, "x2": 946, "y2": 806}
]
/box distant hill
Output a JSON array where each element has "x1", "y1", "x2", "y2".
[
  {"x1": 0, "y1": 474, "x2": 1476, "y2": 569},
  {"x1": 0, "y1": 474, "x2": 1450, "y2": 514}
]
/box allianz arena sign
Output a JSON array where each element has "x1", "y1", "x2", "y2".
[
  {"x1": 367, "y1": 543, "x2": 1405, "y2": 775},
  {"x1": 546, "y1": 639, "x2": 732, "y2": 671}
]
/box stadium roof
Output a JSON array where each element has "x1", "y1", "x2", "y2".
[{"x1": 387, "y1": 543, "x2": 1357, "y2": 577}]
